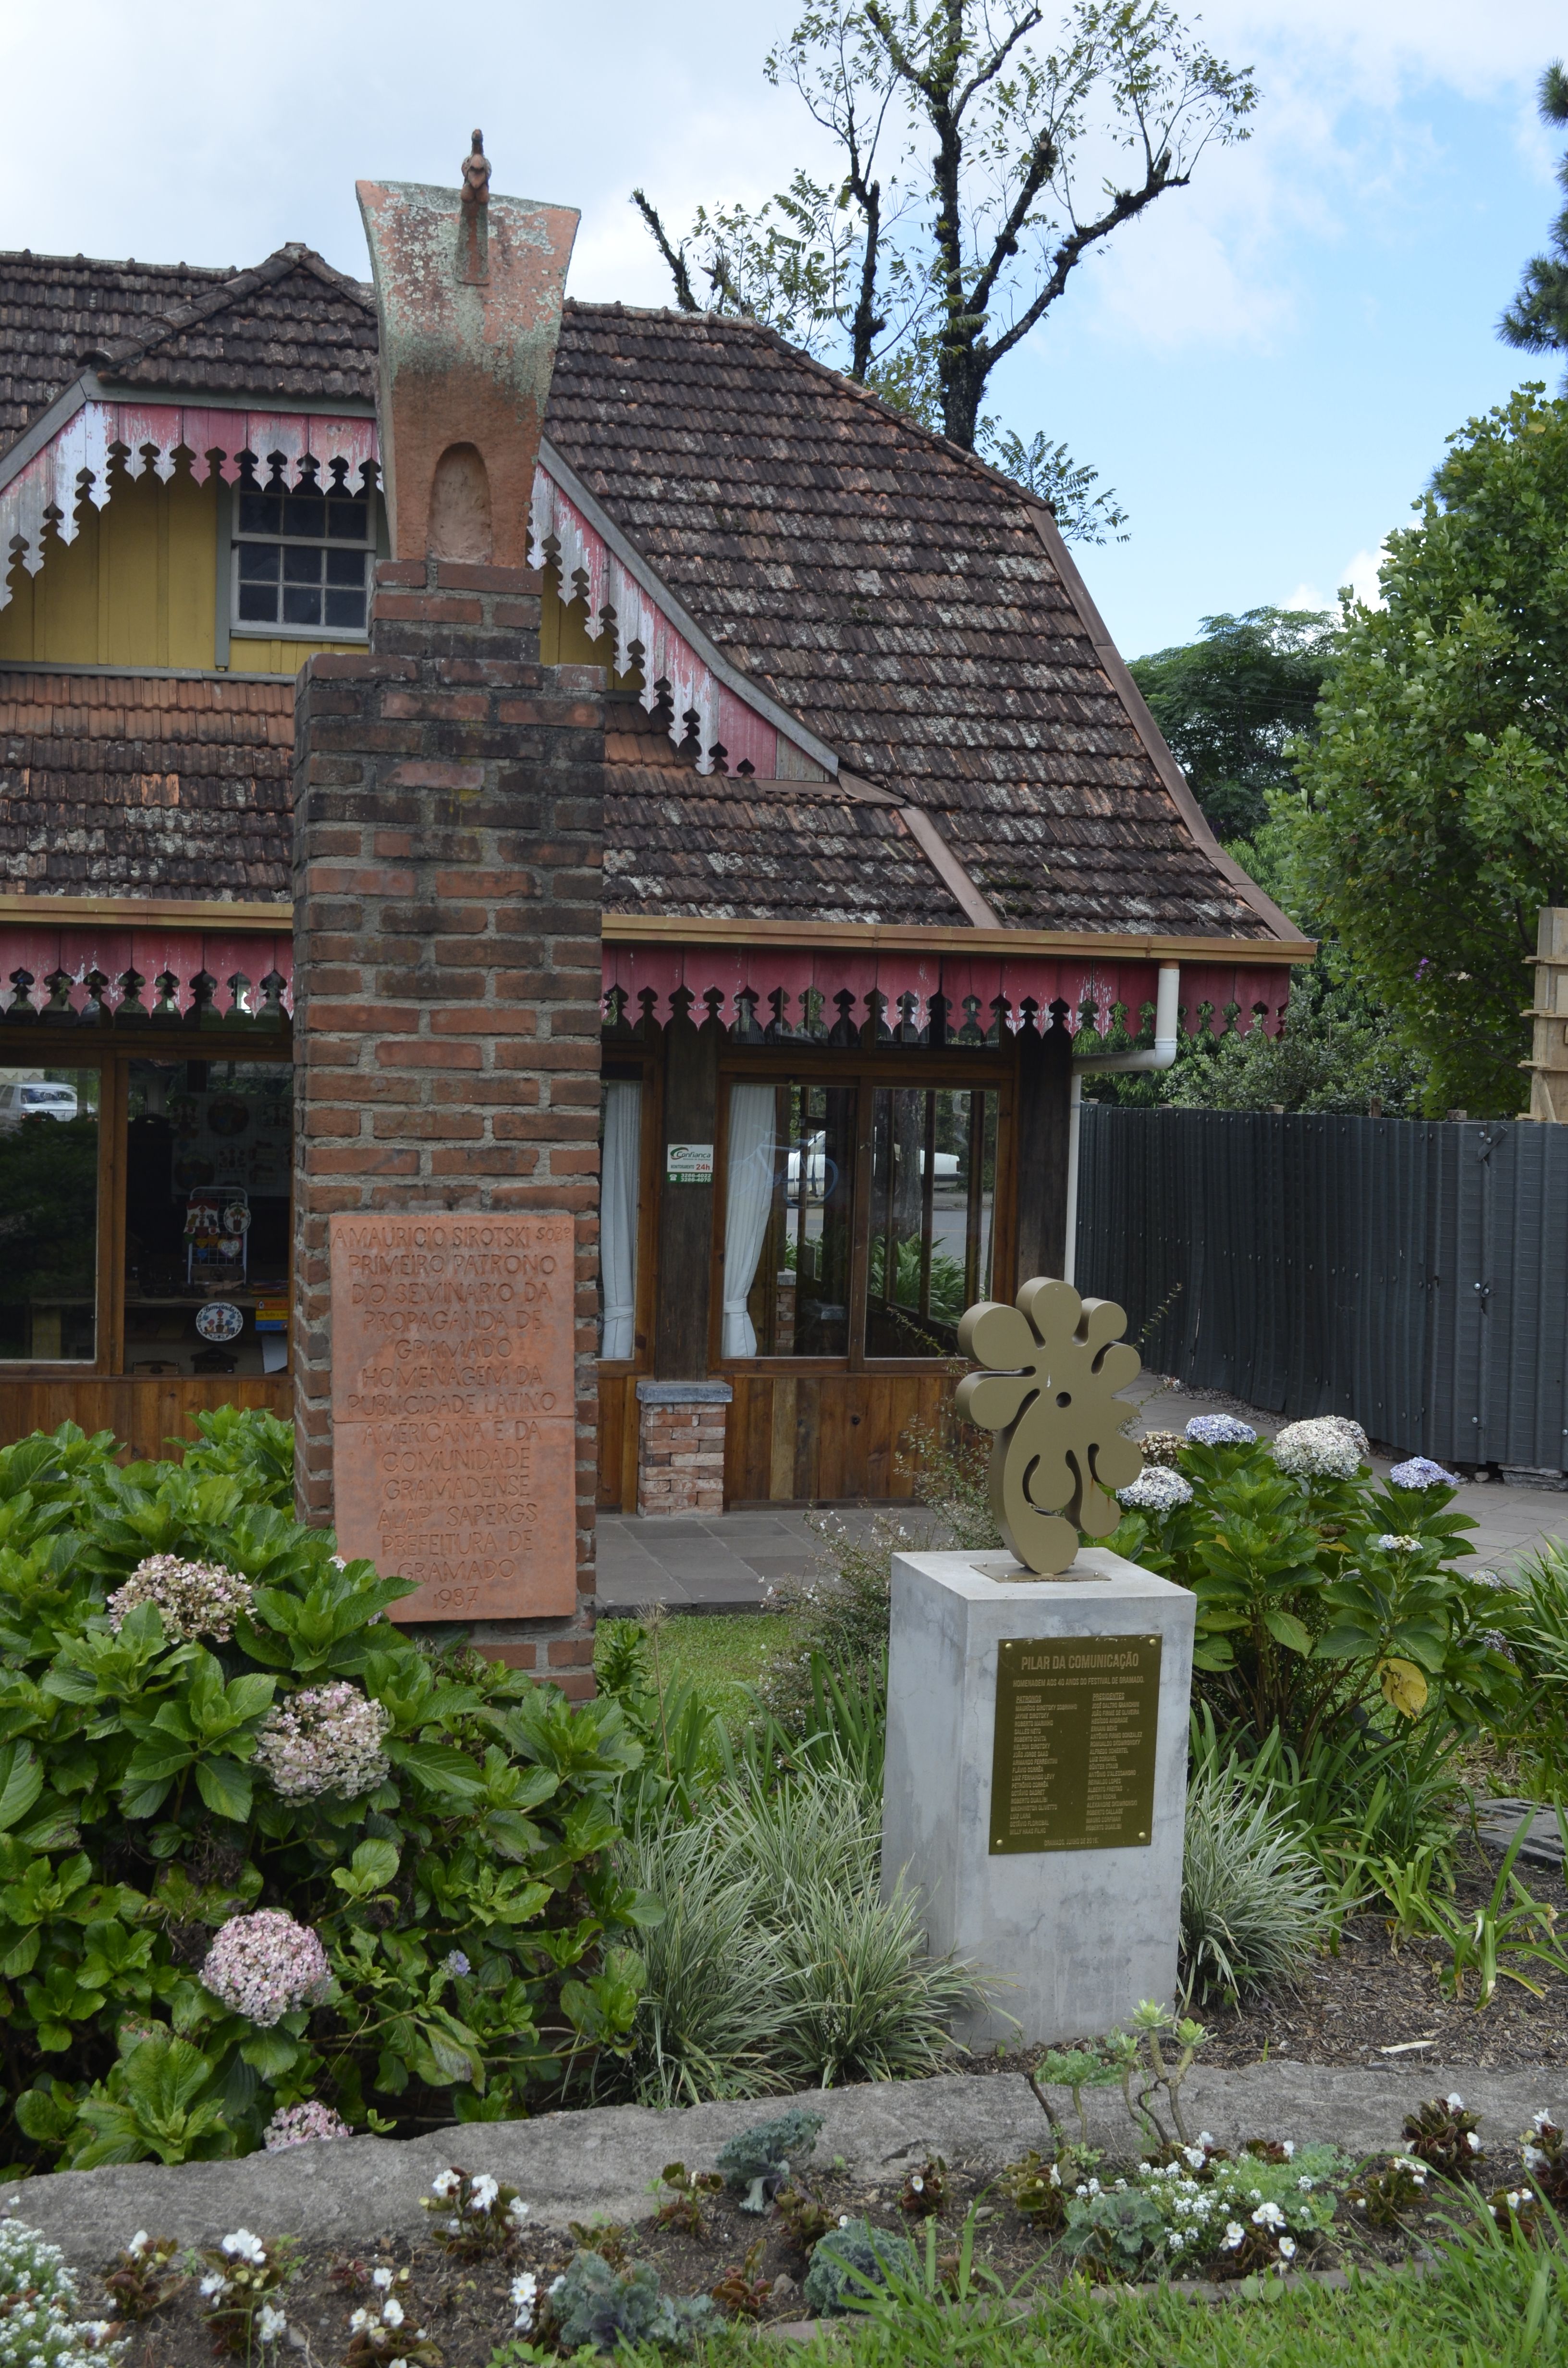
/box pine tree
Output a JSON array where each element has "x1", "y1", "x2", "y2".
[{"x1": 1500, "y1": 61, "x2": 1568, "y2": 372}]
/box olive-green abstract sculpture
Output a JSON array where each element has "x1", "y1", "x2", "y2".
[{"x1": 955, "y1": 1278, "x2": 1143, "y2": 1575}]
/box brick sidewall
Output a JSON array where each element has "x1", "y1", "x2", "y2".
[
  {"x1": 637, "y1": 1402, "x2": 728, "y2": 1517},
  {"x1": 290, "y1": 557, "x2": 602, "y2": 1695}
]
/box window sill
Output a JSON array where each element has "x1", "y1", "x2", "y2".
[{"x1": 230, "y1": 625, "x2": 369, "y2": 645}]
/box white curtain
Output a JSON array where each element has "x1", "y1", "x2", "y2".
[
  {"x1": 722, "y1": 1085, "x2": 777, "y2": 1358},
  {"x1": 599, "y1": 1080, "x2": 642, "y2": 1359}
]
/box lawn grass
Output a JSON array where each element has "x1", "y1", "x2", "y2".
[
  {"x1": 624, "y1": 2236, "x2": 1565, "y2": 2368},
  {"x1": 595, "y1": 1611, "x2": 801, "y2": 1727}
]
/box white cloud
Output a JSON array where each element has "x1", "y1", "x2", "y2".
[{"x1": 1285, "y1": 543, "x2": 1389, "y2": 614}]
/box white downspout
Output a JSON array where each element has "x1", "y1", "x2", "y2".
[{"x1": 1063, "y1": 963, "x2": 1181, "y2": 1287}]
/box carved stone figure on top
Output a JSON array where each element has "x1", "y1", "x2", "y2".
[
  {"x1": 461, "y1": 130, "x2": 491, "y2": 212},
  {"x1": 956, "y1": 1277, "x2": 1143, "y2": 1574}
]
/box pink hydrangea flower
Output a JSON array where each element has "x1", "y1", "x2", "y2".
[
  {"x1": 107, "y1": 1554, "x2": 253, "y2": 1642},
  {"x1": 254, "y1": 1682, "x2": 391, "y2": 1801},
  {"x1": 263, "y1": 2101, "x2": 350, "y2": 2151},
  {"x1": 201, "y1": 1911, "x2": 331, "y2": 2028}
]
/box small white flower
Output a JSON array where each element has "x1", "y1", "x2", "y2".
[
  {"x1": 839, "y1": 2214, "x2": 850, "y2": 2227},
  {"x1": 1222, "y1": 2221, "x2": 1246, "y2": 2250},
  {"x1": 910, "y1": 2175, "x2": 924, "y2": 2193},
  {"x1": 507, "y1": 2196, "x2": 530, "y2": 2226},
  {"x1": 381, "y1": 2296, "x2": 405, "y2": 2329},
  {"x1": 127, "y1": 2231, "x2": 149, "y2": 2257},
  {"x1": 549, "y1": 2275, "x2": 566, "y2": 2295},
  {"x1": 257, "y1": 2301, "x2": 288, "y2": 2343},
  {"x1": 1049, "y1": 2163, "x2": 1062, "y2": 2186},
  {"x1": 350, "y1": 2307, "x2": 376, "y2": 2332},
  {"x1": 1282, "y1": 2142, "x2": 1295, "y2": 2158},
  {"x1": 1278, "y1": 2237, "x2": 1297, "y2": 2261},
  {"x1": 512, "y1": 2270, "x2": 539, "y2": 2332},
  {"x1": 469, "y1": 2173, "x2": 499, "y2": 2211},
  {"x1": 1447, "y1": 2093, "x2": 1465, "y2": 2111},
  {"x1": 373, "y1": 2267, "x2": 394, "y2": 2290},
  {"x1": 1253, "y1": 2202, "x2": 1286, "y2": 2230},
  {"x1": 221, "y1": 2229, "x2": 267, "y2": 2264},
  {"x1": 1467, "y1": 2133, "x2": 1482, "y2": 2153},
  {"x1": 429, "y1": 2168, "x2": 461, "y2": 2199},
  {"x1": 1533, "y1": 2110, "x2": 1555, "y2": 2132},
  {"x1": 1087, "y1": 2177, "x2": 1101, "y2": 2196},
  {"x1": 200, "y1": 2271, "x2": 230, "y2": 2298},
  {"x1": 1183, "y1": 2146, "x2": 1205, "y2": 2170}
]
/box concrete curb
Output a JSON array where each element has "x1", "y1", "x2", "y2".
[{"x1": 5, "y1": 2063, "x2": 1559, "y2": 2265}]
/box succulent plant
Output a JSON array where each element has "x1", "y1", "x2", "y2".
[
  {"x1": 715, "y1": 2108, "x2": 825, "y2": 2213},
  {"x1": 548, "y1": 2251, "x2": 712, "y2": 2354},
  {"x1": 801, "y1": 2217, "x2": 919, "y2": 2317}
]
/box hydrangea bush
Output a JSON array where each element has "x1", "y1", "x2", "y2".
[
  {"x1": 1110, "y1": 1412, "x2": 1523, "y2": 1752},
  {"x1": 0, "y1": 1418, "x2": 655, "y2": 2174}
]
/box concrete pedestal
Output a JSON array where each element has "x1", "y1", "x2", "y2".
[{"x1": 882, "y1": 1549, "x2": 1195, "y2": 2047}]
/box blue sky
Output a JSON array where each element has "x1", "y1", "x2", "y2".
[{"x1": 1, "y1": 0, "x2": 1560, "y2": 658}]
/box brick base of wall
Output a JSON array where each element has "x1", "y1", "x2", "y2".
[{"x1": 636, "y1": 1381, "x2": 733, "y2": 1517}]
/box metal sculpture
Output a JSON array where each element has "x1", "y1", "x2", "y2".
[{"x1": 956, "y1": 1277, "x2": 1143, "y2": 1575}]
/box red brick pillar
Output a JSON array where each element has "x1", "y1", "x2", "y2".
[{"x1": 290, "y1": 556, "x2": 602, "y2": 1694}]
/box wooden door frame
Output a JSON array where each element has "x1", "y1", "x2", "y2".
[{"x1": 707, "y1": 1047, "x2": 1017, "y2": 1381}]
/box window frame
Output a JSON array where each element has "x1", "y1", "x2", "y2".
[
  {"x1": 228, "y1": 472, "x2": 379, "y2": 645},
  {"x1": 0, "y1": 1037, "x2": 294, "y2": 1381},
  {"x1": 709, "y1": 1048, "x2": 1016, "y2": 1378}
]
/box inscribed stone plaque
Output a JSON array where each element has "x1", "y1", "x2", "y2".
[
  {"x1": 330, "y1": 1212, "x2": 577, "y2": 1620},
  {"x1": 988, "y1": 1634, "x2": 1161, "y2": 1854}
]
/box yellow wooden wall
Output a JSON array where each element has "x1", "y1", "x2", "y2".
[
  {"x1": 0, "y1": 463, "x2": 364, "y2": 674},
  {"x1": 539, "y1": 568, "x2": 645, "y2": 691}
]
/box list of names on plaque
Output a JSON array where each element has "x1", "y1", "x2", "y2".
[
  {"x1": 988, "y1": 1635, "x2": 1162, "y2": 1855},
  {"x1": 329, "y1": 1211, "x2": 577, "y2": 1620}
]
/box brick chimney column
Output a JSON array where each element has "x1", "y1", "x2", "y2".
[{"x1": 290, "y1": 556, "x2": 603, "y2": 1693}]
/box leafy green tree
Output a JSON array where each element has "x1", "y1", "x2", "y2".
[
  {"x1": 633, "y1": 1, "x2": 1256, "y2": 540},
  {"x1": 1287, "y1": 385, "x2": 1568, "y2": 1118},
  {"x1": 1500, "y1": 61, "x2": 1568, "y2": 376},
  {"x1": 1128, "y1": 606, "x2": 1338, "y2": 841}
]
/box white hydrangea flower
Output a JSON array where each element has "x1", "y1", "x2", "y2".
[
  {"x1": 202, "y1": 1912, "x2": 331, "y2": 2028},
  {"x1": 107, "y1": 1553, "x2": 253, "y2": 1641},
  {"x1": 1373, "y1": 1533, "x2": 1422, "y2": 1554},
  {"x1": 1272, "y1": 1416, "x2": 1367, "y2": 1480},
  {"x1": 1117, "y1": 1465, "x2": 1195, "y2": 1513},
  {"x1": 1186, "y1": 1414, "x2": 1257, "y2": 1446},
  {"x1": 255, "y1": 1680, "x2": 391, "y2": 1802}
]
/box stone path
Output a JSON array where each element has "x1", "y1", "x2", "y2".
[
  {"x1": 12, "y1": 2066, "x2": 1562, "y2": 2262},
  {"x1": 597, "y1": 1381, "x2": 1568, "y2": 1616}
]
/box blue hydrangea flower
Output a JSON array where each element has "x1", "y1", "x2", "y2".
[
  {"x1": 1388, "y1": 1457, "x2": 1458, "y2": 1490},
  {"x1": 443, "y1": 1950, "x2": 471, "y2": 1977},
  {"x1": 1184, "y1": 1414, "x2": 1257, "y2": 1446}
]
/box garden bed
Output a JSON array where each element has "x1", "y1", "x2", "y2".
[{"x1": 72, "y1": 2124, "x2": 1545, "y2": 2365}]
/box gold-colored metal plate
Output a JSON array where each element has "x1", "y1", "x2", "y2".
[{"x1": 989, "y1": 1634, "x2": 1162, "y2": 1855}]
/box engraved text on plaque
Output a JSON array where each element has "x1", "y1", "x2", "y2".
[
  {"x1": 330, "y1": 1211, "x2": 577, "y2": 1620},
  {"x1": 988, "y1": 1634, "x2": 1161, "y2": 1854}
]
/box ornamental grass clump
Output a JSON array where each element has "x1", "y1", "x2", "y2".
[
  {"x1": 106, "y1": 1553, "x2": 252, "y2": 1641},
  {"x1": 0, "y1": 2219, "x2": 120, "y2": 2365},
  {"x1": 1180, "y1": 1762, "x2": 1330, "y2": 2000},
  {"x1": 201, "y1": 1911, "x2": 331, "y2": 2027},
  {"x1": 253, "y1": 1681, "x2": 391, "y2": 1801}
]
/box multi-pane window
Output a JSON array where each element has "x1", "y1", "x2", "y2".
[
  {"x1": 232, "y1": 475, "x2": 374, "y2": 637},
  {"x1": 0, "y1": 1069, "x2": 100, "y2": 1361},
  {"x1": 866, "y1": 1086, "x2": 996, "y2": 1356},
  {"x1": 723, "y1": 1081, "x2": 856, "y2": 1357}
]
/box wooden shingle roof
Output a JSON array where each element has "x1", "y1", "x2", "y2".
[{"x1": 0, "y1": 247, "x2": 1295, "y2": 945}]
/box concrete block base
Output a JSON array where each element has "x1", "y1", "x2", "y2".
[{"x1": 882, "y1": 1548, "x2": 1195, "y2": 2048}]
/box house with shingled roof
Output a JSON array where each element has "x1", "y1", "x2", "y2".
[{"x1": 0, "y1": 231, "x2": 1311, "y2": 1514}]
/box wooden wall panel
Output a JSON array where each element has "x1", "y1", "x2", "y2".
[
  {"x1": 723, "y1": 1371, "x2": 961, "y2": 1507},
  {"x1": 596, "y1": 1375, "x2": 640, "y2": 1512},
  {"x1": 0, "y1": 1376, "x2": 290, "y2": 1462}
]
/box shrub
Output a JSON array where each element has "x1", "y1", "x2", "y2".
[
  {"x1": 0, "y1": 1422, "x2": 654, "y2": 2170},
  {"x1": 0, "y1": 2218, "x2": 119, "y2": 2364},
  {"x1": 758, "y1": 1514, "x2": 908, "y2": 1736},
  {"x1": 1109, "y1": 1425, "x2": 1522, "y2": 1754},
  {"x1": 801, "y1": 2218, "x2": 919, "y2": 2316},
  {"x1": 1180, "y1": 1761, "x2": 1330, "y2": 2000}
]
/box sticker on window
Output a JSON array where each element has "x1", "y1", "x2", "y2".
[{"x1": 666, "y1": 1142, "x2": 714, "y2": 1185}]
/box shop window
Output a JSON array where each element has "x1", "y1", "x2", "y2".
[
  {"x1": 723, "y1": 1080, "x2": 856, "y2": 1357},
  {"x1": 0, "y1": 1069, "x2": 100, "y2": 1362},
  {"x1": 123, "y1": 1060, "x2": 293, "y2": 1379},
  {"x1": 866, "y1": 1086, "x2": 996, "y2": 1357},
  {"x1": 598, "y1": 1077, "x2": 642, "y2": 1357},
  {"x1": 232, "y1": 474, "x2": 375, "y2": 638}
]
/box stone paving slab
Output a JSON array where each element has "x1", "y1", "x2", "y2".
[{"x1": 8, "y1": 2064, "x2": 1563, "y2": 2264}]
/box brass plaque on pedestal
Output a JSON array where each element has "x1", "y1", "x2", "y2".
[{"x1": 988, "y1": 1635, "x2": 1161, "y2": 1854}]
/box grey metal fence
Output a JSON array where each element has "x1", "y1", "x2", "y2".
[{"x1": 1075, "y1": 1108, "x2": 1568, "y2": 1477}]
